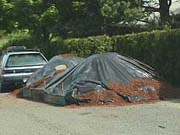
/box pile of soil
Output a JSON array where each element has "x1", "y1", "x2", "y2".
[
  {"x1": 12, "y1": 53, "x2": 180, "y2": 107},
  {"x1": 11, "y1": 78, "x2": 180, "y2": 107},
  {"x1": 75, "y1": 79, "x2": 179, "y2": 106},
  {"x1": 76, "y1": 90, "x2": 127, "y2": 106},
  {"x1": 9, "y1": 88, "x2": 23, "y2": 98}
]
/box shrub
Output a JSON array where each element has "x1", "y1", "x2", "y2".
[
  {"x1": 1, "y1": 29, "x2": 180, "y2": 85},
  {"x1": 64, "y1": 35, "x2": 113, "y2": 57}
]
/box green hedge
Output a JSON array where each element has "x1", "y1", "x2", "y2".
[
  {"x1": 1, "y1": 29, "x2": 180, "y2": 85},
  {"x1": 64, "y1": 29, "x2": 180, "y2": 85},
  {"x1": 64, "y1": 36, "x2": 113, "y2": 56}
]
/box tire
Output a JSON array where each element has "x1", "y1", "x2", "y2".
[
  {"x1": 0, "y1": 81, "x2": 2, "y2": 93},
  {"x1": 0, "y1": 81, "x2": 9, "y2": 93}
]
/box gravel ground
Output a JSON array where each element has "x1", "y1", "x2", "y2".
[{"x1": 0, "y1": 94, "x2": 180, "y2": 135}]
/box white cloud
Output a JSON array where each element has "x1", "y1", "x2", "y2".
[{"x1": 170, "y1": 0, "x2": 180, "y2": 14}]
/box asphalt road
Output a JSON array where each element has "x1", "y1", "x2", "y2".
[{"x1": 0, "y1": 94, "x2": 180, "y2": 135}]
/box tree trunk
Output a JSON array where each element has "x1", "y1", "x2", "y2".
[{"x1": 159, "y1": 0, "x2": 172, "y2": 24}]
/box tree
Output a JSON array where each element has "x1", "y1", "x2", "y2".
[
  {"x1": 38, "y1": 4, "x2": 59, "y2": 43},
  {"x1": 97, "y1": 0, "x2": 145, "y2": 34},
  {"x1": 159, "y1": 0, "x2": 172, "y2": 23},
  {"x1": 1, "y1": 0, "x2": 178, "y2": 37},
  {"x1": 0, "y1": 0, "x2": 15, "y2": 31}
]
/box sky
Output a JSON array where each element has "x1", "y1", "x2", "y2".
[{"x1": 170, "y1": 0, "x2": 180, "y2": 14}]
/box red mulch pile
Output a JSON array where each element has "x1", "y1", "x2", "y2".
[
  {"x1": 77, "y1": 90, "x2": 127, "y2": 106},
  {"x1": 10, "y1": 78, "x2": 180, "y2": 107},
  {"x1": 11, "y1": 53, "x2": 180, "y2": 107},
  {"x1": 75, "y1": 79, "x2": 180, "y2": 106},
  {"x1": 9, "y1": 88, "x2": 23, "y2": 98}
]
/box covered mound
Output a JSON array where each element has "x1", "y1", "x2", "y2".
[
  {"x1": 43, "y1": 53, "x2": 155, "y2": 95},
  {"x1": 26, "y1": 54, "x2": 84, "y2": 88},
  {"x1": 22, "y1": 53, "x2": 176, "y2": 106}
]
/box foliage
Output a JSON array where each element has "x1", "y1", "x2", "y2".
[
  {"x1": 0, "y1": 0, "x2": 147, "y2": 37},
  {"x1": 1, "y1": 29, "x2": 180, "y2": 85},
  {"x1": 0, "y1": 30, "x2": 63, "y2": 59},
  {"x1": 0, "y1": 30, "x2": 29, "y2": 48},
  {"x1": 0, "y1": 0, "x2": 14, "y2": 31},
  {"x1": 100, "y1": 0, "x2": 144, "y2": 23},
  {"x1": 1, "y1": 0, "x2": 179, "y2": 37},
  {"x1": 0, "y1": 0, "x2": 179, "y2": 85},
  {"x1": 64, "y1": 36, "x2": 113, "y2": 56}
]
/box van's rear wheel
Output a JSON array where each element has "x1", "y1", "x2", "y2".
[
  {"x1": 0, "y1": 83, "x2": 2, "y2": 93},
  {"x1": 0, "y1": 81, "x2": 9, "y2": 93},
  {"x1": 0, "y1": 81, "x2": 2, "y2": 93}
]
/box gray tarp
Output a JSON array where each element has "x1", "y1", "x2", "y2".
[
  {"x1": 26, "y1": 55, "x2": 84, "y2": 87},
  {"x1": 43, "y1": 53, "x2": 155, "y2": 98},
  {"x1": 23, "y1": 53, "x2": 156, "y2": 105}
]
